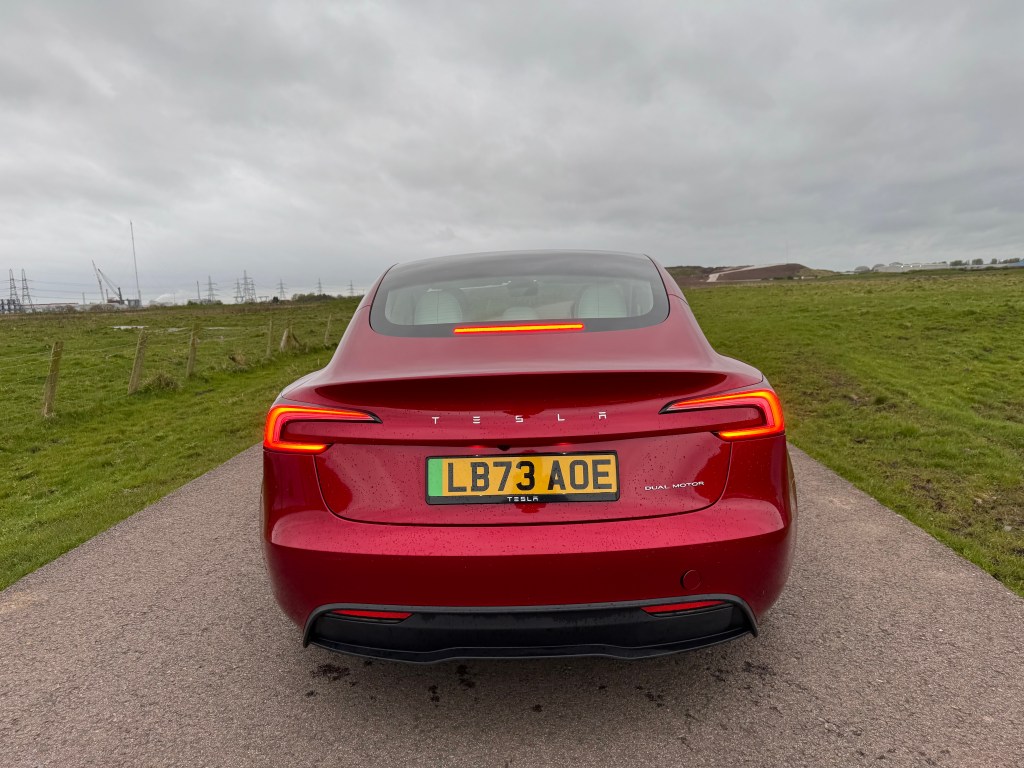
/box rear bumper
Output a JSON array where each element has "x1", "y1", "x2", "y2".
[
  {"x1": 304, "y1": 597, "x2": 756, "y2": 662},
  {"x1": 263, "y1": 436, "x2": 796, "y2": 647}
]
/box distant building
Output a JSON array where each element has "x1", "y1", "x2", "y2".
[{"x1": 872, "y1": 261, "x2": 949, "y2": 273}]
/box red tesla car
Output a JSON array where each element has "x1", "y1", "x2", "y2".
[{"x1": 262, "y1": 250, "x2": 796, "y2": 662}]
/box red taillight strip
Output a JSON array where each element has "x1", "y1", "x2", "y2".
[
  {"x1": 263, "y1": 405, "x2": 378, "y2": 454},
  {"x1": 330, "y1": 609, "x2": 412, "y2": 621},
  {"x1": 662, "y1": 389, "x2": 785, "y2": 440},
  {"x1": 642, "y1": 600, "x2": 725, "y2": 615},
  {"x1": 453, "y1": 322, "x2": 585, "y2": 335}
]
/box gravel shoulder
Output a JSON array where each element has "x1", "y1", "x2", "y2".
[{"x1": 1, "y1": 446, "x2": 1021, "y2": 767}]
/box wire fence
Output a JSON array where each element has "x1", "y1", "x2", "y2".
[{"x1": 0, "y1": 302, "x2": 355, "y2": 418}]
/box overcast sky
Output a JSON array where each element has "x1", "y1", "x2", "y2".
[{"x1": 2, "y1": 1, "x2": 1021, "y2": 303}]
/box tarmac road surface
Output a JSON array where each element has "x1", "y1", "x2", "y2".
[{"x1": 1, "y1": 446, "x2": 1022, "y2": 767}]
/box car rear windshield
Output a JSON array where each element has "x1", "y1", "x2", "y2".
[{"x1": 370, "y1": 251, "x2": 670, "y2": 337}]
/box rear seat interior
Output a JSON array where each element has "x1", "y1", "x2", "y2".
[
  {"x1": 575, "y1": 285, "x2": 628, "y2": 318},
  {"x1": 413, "y1": 290, "x2": 463, "y2": 324}
]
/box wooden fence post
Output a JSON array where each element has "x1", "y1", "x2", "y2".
[
  {"x1": 265, "y1": 319, "x2": 274, "y2": 359},
  {"x1": 185, "y1": 326, "x2": 198, "y2": 379},
  {"x1": 280, "y1": 320, "x2": 299, "y2": 352},
  {"x1": 323, "y1": 314, "x2": 332, "y2": 346},
  {"x1": 128, "y1": 330, "x2": 148, "y2": 394},
  {"x1": 41, "y1": 340, "x2": 63, "y2": 418}
]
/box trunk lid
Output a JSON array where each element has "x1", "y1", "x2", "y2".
[{"x1": 286, "y1": 300, "x2": 762, "y2": 526}]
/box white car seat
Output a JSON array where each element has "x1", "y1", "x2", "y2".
[
  {"x1": 413, "y1": 290, "x2": 463, "y2": 324},
  {"x1": 576, "y1": 285, "x2": 628, "y2": 318}
]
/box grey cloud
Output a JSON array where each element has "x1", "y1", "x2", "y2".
[{"x1": 0, "y1": 0, "x2": 1021, "y2": 303}]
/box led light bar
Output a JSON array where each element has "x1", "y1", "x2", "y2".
[{"x1": 453, "y1": 322, "x2": 585, "y2": 335}]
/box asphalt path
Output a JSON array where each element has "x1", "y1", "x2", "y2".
[{"x1": 1, "y1": 446, "x2": 1021, "y2": 767}]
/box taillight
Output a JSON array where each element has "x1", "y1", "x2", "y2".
[
  {"x1": 263, "y1": 404, "x2": 379, "y2": 454},
  {"x1": 453, "y1": 322, "x2": 585, "y2": 335},
  {"x1": 661, "y1": 389, "x2": 784, "y2": 440}
]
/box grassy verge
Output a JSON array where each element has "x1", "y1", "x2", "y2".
[
  {"x1": 0, "y1": 299, "x2": 358, "y2": 589},
  {"x1": 686, "y1": 270, "x2": 1024, "y2": 596}
]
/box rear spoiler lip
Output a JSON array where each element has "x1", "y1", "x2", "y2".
[
  {"x1": 290, "y1": 372, "x2": 766, "y2": 416},
  {"x1": 302, "y1": 367, "x2": 764, "y2": 391}
]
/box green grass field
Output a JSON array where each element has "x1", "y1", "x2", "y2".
[
  {"x1": 0, "y1": 299, "x2": 359, "y2": 589},
  {"x1": 687, "y1": 270, "x2": 1024, "y2": 595},
  {"x1": 1, "y1": 270, "x2": 1022, "y2": 596}
]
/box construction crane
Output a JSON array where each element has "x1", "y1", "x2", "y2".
[{"x1": 92, "y1": 261, "x2": 125, "y2": 304}]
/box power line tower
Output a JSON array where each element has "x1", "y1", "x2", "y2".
[
  {"x1": 316, "y1": 278, "x2": 323, "y2": 296},
  {"x1": 241, "y1": 271, "x2": 257, "y2": 303},
  {"x1": 206, "y1": 276, "x2": 217, "y2": 303},
  {"x1": 233, "y1": 279, "x2": 243, "y2": 304},
  {"x1": 20, "y1": 269, "x2": 33, "y2": 310},
  {"x1": 8, "y1": 270, "x2": 20, "y2": 306},
  {"x1": 348, "y1": 280, "x2": 354, "y2": 297},
  {"x1": 4, "y1": 269, "x2": 22, "y2": 313},
  {"x1": 277, "y1": 279, "x2": 287, "y2": 301}
]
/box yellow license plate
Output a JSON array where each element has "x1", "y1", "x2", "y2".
[{"x1": 426, "y1": 453, "x2": 619, "y2": 504}]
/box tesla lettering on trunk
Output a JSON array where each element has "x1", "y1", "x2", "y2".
[
  {"x1": 429, "y1": 411, "x2": 609, "y2": 424},
  {"x1": 426, "y1": 453, "x2": 619, "y2": 504}
]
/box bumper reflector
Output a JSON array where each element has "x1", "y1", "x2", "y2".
[
  {"x1": 330, "y1": 609, "x2": 412, "y2": 621},
  {"x1": 642, "y1": 600, "x2": 725, "y2": 616}
]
